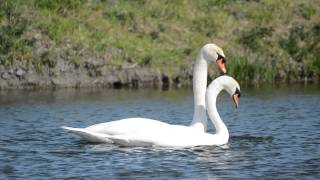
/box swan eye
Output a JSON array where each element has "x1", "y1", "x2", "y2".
[
  {"x1": 234, "y1": 88, "x2": 241, "y2": 98},
  {"x1": 217, "y1": 53, "x2": 226, "y2": 63}
]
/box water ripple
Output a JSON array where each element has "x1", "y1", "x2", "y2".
[{"x1": 0, "y1": 87, "x2": 319, "y2": 179}]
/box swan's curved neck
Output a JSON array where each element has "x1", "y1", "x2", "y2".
[
  {"x1": 190, "y1": 52, "x2": 208, "y2": 131},
  {"x1": 206, "y1": 81, "x2": 229, "y2": 140}
]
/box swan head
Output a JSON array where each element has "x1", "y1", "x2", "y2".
[
  {"x1": 217, "y1": 75, "x2": 241, "y2": 108},
  {"x1": 202, "y1": 43, "x2": 226, "y2": 74}
]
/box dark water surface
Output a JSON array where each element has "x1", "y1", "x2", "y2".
[{"x1": 0, "y1": 85, "x2": 319, "y2": 179}]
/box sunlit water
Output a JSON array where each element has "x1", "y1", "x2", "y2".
[{"x1": 0, "y1": 85, "x2": 319, "y2": 179}]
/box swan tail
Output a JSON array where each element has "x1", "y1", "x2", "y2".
[{"x1": 61, "y1": 126, "x2": 113, "y2": 143}]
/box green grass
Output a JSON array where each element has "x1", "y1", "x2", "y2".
[
  {"x1": 228, "y1": 56, "x2": 276, "y2": 84},
  {"x1": 1, "y1": 0, "x2": 320, "y2": 83}
]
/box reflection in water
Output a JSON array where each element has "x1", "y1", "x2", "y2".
[{"x1": 0, "y1": 84, "x2": 320, "y2": 179}]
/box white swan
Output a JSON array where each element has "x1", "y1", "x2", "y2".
[
  {"x1": 62, "y1": 75, "x2": 240, "y2": 147},
  {"x1": 62, "y1": 43, "x2": 226, "y2": 137}
]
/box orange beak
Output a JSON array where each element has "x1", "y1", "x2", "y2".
[
  {"x1": 216, "y1": 58, "x2": 226, "y2": 74},
  {"x1": 232, "y1": 94, "x2": 239, "y2": 109}
]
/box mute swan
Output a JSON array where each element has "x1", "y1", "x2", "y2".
[
  {"x1": 62, "y1": 75, "x2": 240, "y2": 147},
  {"x1": 62, "y1": 44, "x2": 226, "y2": 138}
]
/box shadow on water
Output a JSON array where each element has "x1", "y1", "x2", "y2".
[{"x1": 231, "y1": 135, "x2": 274, "y2": 143}]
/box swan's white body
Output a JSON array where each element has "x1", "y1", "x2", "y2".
[
  {"x1": 62, "y1": 75, "x2": 240, "y2": 147},
  {"x1": 62, "y1": 44, "x2": 232, "y2": 147}
]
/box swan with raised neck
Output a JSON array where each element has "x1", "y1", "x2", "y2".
[
  {"x1": 61, "y1": 44, "x2": 231, "y2": 145},
  {"x1": 62, "y1": 75, "x2": 240, "y2": 147}
]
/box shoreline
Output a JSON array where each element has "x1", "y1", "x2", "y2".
[
  {"x1": 0, "y1": 59, "x2": 194, "y2": 90},
  {"x1": 0, "y1": 60, "x2": 318, "y2": 90}
]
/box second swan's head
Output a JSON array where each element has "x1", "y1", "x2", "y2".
[
  {"x1": 210, "y1": 75, "x2": 241, "y2": 108},
  {"x1": 201, "y1": 43, "x2": 227, "y2": 74}
]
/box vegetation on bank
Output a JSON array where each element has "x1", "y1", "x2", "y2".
[{"x1": 0, "y1": 0, "x2": 319, "y2": 84}]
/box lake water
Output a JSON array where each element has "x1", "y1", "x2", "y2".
[{"x1": 0, "y1": 85, "x2": 319, "y2": 179}]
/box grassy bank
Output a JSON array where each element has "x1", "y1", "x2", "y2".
[{"x1": 1, "y1": 0, "x2": 319, "y2": 84}]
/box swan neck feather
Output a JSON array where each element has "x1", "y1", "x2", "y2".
[
  {"x1": 190, "y1": 53, "x2": 208, "y2": 131},
  {"x1": 206, "y1": 80, "x2": 229, "y2": 141}
]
